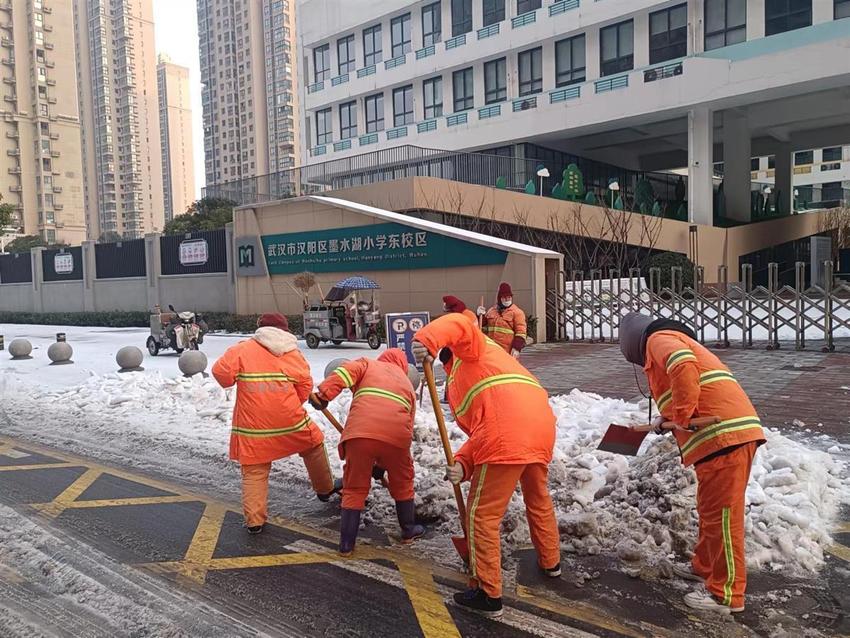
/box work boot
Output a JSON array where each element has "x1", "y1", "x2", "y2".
[
  {"x1": 683, "y1": 589, "x2": 744, "y2": 614},
  {"x1": 246, "y1": 524, "x2": 264, "y2": 535},
  {"x1": 339, "y1": 508, "x2": 362, "y2": 556},
  {"x1": 317, "y1": 478, "x2": 343, "y2": 502},
  {"x1": 541, "y1": 562, "x2": 561, "y2": 578},
  {"x1": 673, "y1": 563, "x2": 705, "y2": 583},
  {"x1": 395, "y1": 499, "x2": 426, "y2": 544},
  {"x1": 452, "y1": 588, "x2": 503, "y2": 618}
]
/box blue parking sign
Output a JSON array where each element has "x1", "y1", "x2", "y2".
[{"x1": 385, "y1": 312, "x2": 431, "y2": 367}]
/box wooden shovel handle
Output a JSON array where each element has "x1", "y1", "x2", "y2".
[
  {"x1": 630, "y1": 415, "x2": 721, "y2": 433},
  {"x1": 311, "y1": 393, "x2": 344, "y2": 434},
  {"x1": 423, "y1": 358, "x2": 468, "y2": 533}
]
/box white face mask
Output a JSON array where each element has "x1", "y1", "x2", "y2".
[{"x1": 501, "y1": 298, "x2": 512, "y2": 307}]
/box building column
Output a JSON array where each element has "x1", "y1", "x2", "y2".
[
  {"x1": 81, "y1": 240, "x2": 96, "y2": 312},
  {"x1": 774, "y1": 142, "x2": 793, "y2": 216},
  {"x1": 471, "y1": 0, "x2": 483, "y2": 31},
  {"x1": 633, "y1": 12, "x2": 650, "y2": 68},
  {"x1": 688, "y1": 106, "x2": 714, "y2": 225},
  {"x1": 722, "y1": 111, "x2": 751, "y2": 222},
  {"x1": 747, "y1": 0, "x2": 766, "y2": 39},
  {"x1": 31, "y1": 247, "x2": 44, "y2": 313},
  {"x1": 812, "y1": 0, "x2": 834, "y2": 24},
  {"x1": 225, "y1": 223, "x2": 237, "y2": 314},
  {"x1": 144, "y1": 233, "x2": 162, "y2": 312},
  {"x1": 688, "y1": 0, "x2": 705, "y2": 55},
  {"x1": 585, "y1": 28, "x2": 601, "y2": 82}
]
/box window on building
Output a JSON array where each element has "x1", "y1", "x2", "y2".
[
  {"x1": 451, "y1": 0, "x2": 472, "y2": 36},
  {"x1": 518, "y1": 47, "x2": 543, "y2": 96},
  {"x1": 750, "y1": 157, "x2": 760, "y2": 171},
  {"x1": 365, "y1": 93, "x2": 384, "y2": 132},
  {"x1": 316, "y1": 107, "x2": 332, "y2": 144},
  {"x1": 837, "y1": 0, "x2": 850, "y2": 18},
  {"x1": 39, "y1": 103, "x2": 48, "y2": 116},
  {"x1": 765, "y1": 0, "x2": 811, "y2": 36},
  {"x1": 517, "y1": 0, "x2": 541, "y2": 14},
  {"x1": 363, "y1": 24, "x2": 382, "y2": 66},
  {"x1": 555, "y1": 34, "x2": 585, "y2": 86},
  {"x1": 794, "y1": 150, "x2": 813, "y2": 165},
  {"x1": 391, "y1": 13, "x2": 412, "y2": 58},
  {"x1": 393, "y1": 85, "x2": 414, "y2": 126},
  {"x1": 705, "y1": 0, "x2": 746, "y2": 50},
  {"x1": 313, "y1": 44, "x2": 330, "y2": 82},
  {"x1": 768, "y1": 155, "x2": 776, "y2": 169},
  {"x1": 422, "y1": 2, "x2": 442, "y2": 46},
  {"x1": 822, "y1": 147, "x2": 842, "y2": 162},
  {"x1": 423, "y1": 76, "x2": 443, "y2": 118},
  {"x1": 339, "y1": 101, "x2": 357, "y2": 139},
  {"x1": 484, "y1": 57, "x2": 506, "y2": 104},
  {"x1": 822, "y1": 181, "x2": 844, "y2": 202},
  {"x1": 649, "y1": 4, "x2": 687, "y2": 64},
  {"x1": 483, "y1": 0, "x2": 505, "y2": 26},
  {"x1": 337, "y1": 35, "x2": 355, "y2": 74},
  {"x1": 600, "y1": 20, "x2": 634, "y2": 76},
  {"x1": 35, "y1": 29, "x2": 43, "y2": 45},
  {"x1": 452, "y1": 67, "x2": 474, "y2": 111}
]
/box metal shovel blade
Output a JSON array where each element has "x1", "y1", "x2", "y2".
[
  {"x1": 452, "y1": 536, "x2": 470, "y2": 564},
  {"x1": 597, "y1": 424, "x2": 650, "y2": 456}
]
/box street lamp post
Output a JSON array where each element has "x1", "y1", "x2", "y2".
[{"x1": 608, "y1": 179, "x2": 620, "y2": 208}]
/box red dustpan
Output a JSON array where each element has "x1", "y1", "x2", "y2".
[
  {"x1": 598, "y1": 416, "x2": 721, "y2": 455},
  {"x1": 423, "y1": 359, "x2": 470, "y2": 563}
]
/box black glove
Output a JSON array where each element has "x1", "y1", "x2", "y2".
[
  {"x1": 438, "y1": 347, "x2": 453, "y2": 365},
  {"x1": 309, "y1": 394, "x2": 328, "y2": 411},
  {"x1": 372, "y1": 465, "x2": 387, "y2": 482}
]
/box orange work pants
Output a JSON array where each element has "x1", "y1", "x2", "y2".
[
  {"x1": 692, "y1": 441, "x2": 757, "y2": 609},
  {"x1": 467, "y1": 463, "x2": 561, "y2": 598},
  {"x1": 341, "y1": 437, "x2": 414, "y2": 509},
  {"x1": 241, "y1": 442, "x2": 335, "y2": 526}
]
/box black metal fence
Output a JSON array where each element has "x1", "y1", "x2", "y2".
[
  {"x1": 95, "y1": 239, "x2": 146, "y2": 279},
  {"x1": 0, "y1": 253, "x2": 32, "y2": 284},
  {"x1": 160, "y1": 228, "x2": 228, "y2": 276},
  {"x1": 42, "y1": 247, "x2": 83, "y2": 282}
]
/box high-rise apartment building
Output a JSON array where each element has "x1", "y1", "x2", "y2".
[
  {"x1": 157, "y1": 54, "x2": 195, "y2": 221},
  {"x1": 0, "y1": 0, "x2": 87, "y2": 245},
  {"x1": 197, "y1": 0, "x2": 299, "y2": 189},
  {"x1": 74, "y1": 0, "x2": 164, "y2": 240}
]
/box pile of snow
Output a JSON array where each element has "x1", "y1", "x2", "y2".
[{"x1": 5, "y1": 365, "x2": 846, "y2": 578}]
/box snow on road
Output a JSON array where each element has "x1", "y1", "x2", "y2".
[{"x1": 0, "y1": 323, "x2": 847, "y2": 579}]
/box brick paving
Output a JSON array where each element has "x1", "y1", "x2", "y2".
[{"x1": 522, "y1": 340, "x2": 850, "y2": 444}]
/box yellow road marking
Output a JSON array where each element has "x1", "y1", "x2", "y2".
[
  {"x1": 33, "y1": 468, "x2": 103, "y2": 518},
  {"x1": 177, "y1": 504, "x2": 227, "y2": 585},
  {"x1": 30, "y1": 495, "x2": 199, "y2": 510},
  {"x1": 827, "y1": 544, "x2": 850, "y2": 563},
  {"x1": 397, "y1": 560, "x2": 462, "y2": 638},
  {"x1": 834, "y1": 521, "x2": 850, "y2": 534},
  {"x1": 0, "y1": 462, "x2": 78, "y2": 472}
]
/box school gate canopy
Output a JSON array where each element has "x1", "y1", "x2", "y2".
[{"x1": 233, "y1": 196, "x2": 563, "y2": 344}]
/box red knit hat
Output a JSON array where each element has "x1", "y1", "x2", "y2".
[
  {"x1": 498, "y1": 282, "x2": 513, "y2": 298},
  {"x1": 442, "y1": 295, "x2": 466, "y2": 313},
  {"x1": 257, "y1": 312, "x2": 289, "y2": 331}
]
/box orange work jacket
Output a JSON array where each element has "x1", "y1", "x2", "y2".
[
  {"x1": 645, "y1": 330, "x2": 765, "y2": 466},
  {"x1": 318, "y1": 349, "x2": 415, "y2": 457},
  {"x1": 212, "y1": 328, "x2": 323, "y2": 465},
  {"x1": 415, "y1": 314, "x2": 555, "y2": 476},
  {"x1": 482, "y1": 304, "x2": 527, "y2": 353}
]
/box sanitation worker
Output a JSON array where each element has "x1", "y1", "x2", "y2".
[
  {"x1": 310, "y1": 348, "x2": 424, "y2": 556},
  {"x1": 212, "y1": 313, "x2": 340, "y2": 534},
  {"x1": 442, "y1": 295, "x2": 479, "y2": 325},
  {"x1": 618, "y1": 312, "x2": 766, "y2": 615},
  {"x1": 411, "y1": 314, "x2": 561, "y2": 618},
  {"x1": 477, "y1": 282, "x2": 527, "y2": 357}
]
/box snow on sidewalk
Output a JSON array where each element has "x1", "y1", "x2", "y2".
[{"x1": 2, "y1": 357, "x2": 846, "y2": 577}]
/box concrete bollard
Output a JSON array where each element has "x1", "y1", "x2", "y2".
[
  {"x1": 178, "y1": 350, "x2": 208, "y2": 377},
  {"x1": 323, "y1": 358, "x2": 350, "y2": 380},
  {"x1": 116, "y1": 346, "x2": 145, "y2": 373},
  {"x1": 8, "y1": 339, "x2": 32, "y2": 360},
  {"x1": 47, "y1": 341, "x2": 74, "y2": 365}
]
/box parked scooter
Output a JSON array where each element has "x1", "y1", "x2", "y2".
[{"x1": 147, "y1": 304, "x2": 208, "y2": 355}]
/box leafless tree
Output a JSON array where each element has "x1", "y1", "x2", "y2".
[{"x1": 816, "y1": 205, "x2": 850, "y2": 264}]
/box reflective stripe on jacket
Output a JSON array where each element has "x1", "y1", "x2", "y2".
[
  {"x1": 482, "y1": 304, "x2": 527, "y2": 353},
  {"x1": 414, "y1": 314, "x2": 555, "y2": 474},
  {"x1": 317, "y1": 349, "x2": 415, "y2": 455},
  {"x1": 212, "y1": 328, "x2": 323, "y2": 465},
  {"x1": 645, "y1": 330, "x2": 765, "y2": 466}
]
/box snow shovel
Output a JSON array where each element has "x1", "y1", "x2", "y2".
[
  {"x1": 423, "y1": 358, "x2": 470, "y2": 564},
  {"x1": 310, "y1": 393, "x2": 390, "y2": 489},
  {"x1": 598, "y1": 415, "x2": 721, "y2": 456}
]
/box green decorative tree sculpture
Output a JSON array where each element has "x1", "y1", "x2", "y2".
[
  {"x1": 634, "y1": 177, "x2": 655, "y2": 215},
  {"x1": 551, "y1": 182, "x2": 563, "y2": 199},
  {"x1": 585, "y1": 190, "x2": 597, "y2": 205},
  {"x1": 676, "y1": 202, "x2": 688, "y2": 220},
  {"x1": 495, "y1": 175, "x2": 507, "y2": 189},
  {"x1": 524, "y1": 179, "x2": 536, "y2": 195},
  {"x1": 561, "y1": 164, "x2": 585, "y2": 201},
  {"x1": 651, "y1": 200, "x2": 662, "y2": 216},
  {"x1": 613, "y1": 194, "x2": 625, "y2": 210}
]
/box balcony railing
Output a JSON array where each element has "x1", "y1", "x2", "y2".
[
  {"x1": 595, "y1": 74, "x2": 629, "y2": 93},
  {"x1": 356, "y1": 65, "x2": 376, "y2": 78},
  {"x1": 333, "y1": 139, "x2": 352, "y2": 152},
  {"x1": 385, "y1": 55, "x2": 406, "y2": 70},
  {"x1": 643, "y1": 61, "x2": 683, "y2": 83},
  {"x1": 415, "y1": 45, "x2": 435, "y2": 59},
  {"x1": 478, "y1": 104, "x2": 501, "y2": 119},
  {"x1": 311, "y1": 145, "x2": 327, "y2": 157},
  {"x1": 446, "y1": 112, "x2": 468, "y2": 127},
  {"x1": 512, "y1": 95, "x2": 538, "y2": 111},
  {"x1": 477, "y1": 24, "x2": 500, "y2": 40},
  {"x1": 549, "y1": 0, "x2": 579, "y2": 16},
  {"x1": 331, "y1": 74, "x2": 349, "y2": 86},
  {"x1": 386, "y1": 126, "x2": 408, "y2": 140},
  {"x1": 358, "y1": 132, "x2": 378, "y2": 146},
  {"x1": 549, "y1": 85, "x2": 581, "y2": 103},
  {"x1": 445, "y1": 34, "x2": 466, "y2": 50},
  {"x1": 307, "y1": 81, "x2": 324, "y2": 94},
  {"x1": 512, "y1": 11, "x2": 537, "y2": 28},
  {"x1": 417, "y1": 119, "x2": 437, "y2": 133}
]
